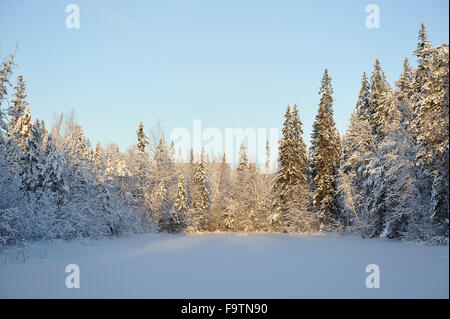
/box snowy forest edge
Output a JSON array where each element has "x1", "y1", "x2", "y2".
[{"x1": 0, "y1": 23, "x2": 448, "y2": 248}]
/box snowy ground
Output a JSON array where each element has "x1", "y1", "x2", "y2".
[{"x1": 0, "y1": 233, "x2": 448, "y2": 298}]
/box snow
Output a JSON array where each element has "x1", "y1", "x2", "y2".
[{"x1": 0, "y1": 233, "x2": 448, "y2": 298}]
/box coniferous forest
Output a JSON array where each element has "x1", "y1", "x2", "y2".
[{"x1": 0, "y1": 23, "x2": 448, "y2": 247}]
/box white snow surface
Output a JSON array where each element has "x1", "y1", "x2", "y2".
[{"x1": 0, "y1": 233, "x2": 448, "y2": 298}]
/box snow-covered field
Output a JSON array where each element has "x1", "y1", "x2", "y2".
[{"x1": 0, "y1": 233, "x2": 448, "y2": 298}]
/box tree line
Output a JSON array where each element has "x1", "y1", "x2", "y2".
[{"x1": 0, "y1": 23, "x2": 448, "y2": 246}]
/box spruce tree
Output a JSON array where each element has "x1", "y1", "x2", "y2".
[
  {"x1": 20, "y1": 119, "x2": 45, "y2": 192},
  {"x1": 0, "y1": 52, "x2": 15, "y2": 144},
  {"x1": 337, "y1": 112, "x2": 375, "y2": 232},
  {"x1": 40, "y1": 136, "x2": 68, "y2": 206},
  {"x1": 134, "y1": 122, "x2": 150, "y2": 203},
  {"x1": 150, "y1": 179, "x2": 169, "y2": 227},
  {"x1": 8, "y1": 106, "x2": 33, "y2": 147},
  {"x1": 411, "y1": 23, "x2": 434, "y2": 140},
  {"x1": 213, "y1": 153, "x2": 232, "y2": 230},
  {"x1": 136, "y1": 122, "x2": 149, "y2": 154},
  {"x1": 415, "y1": 43, "x2": 449, "y2": 239},
  {"x1": 92, "y1": 141, "x2": 102, "y2": 173},
  {"x1": 395, "y1": 58, "x2": 414, "y2": 103},
  {"x1": 265, "y1": 139, "x2": 270, "y2": 173},
  {"x1": 235, "y1": 142, "x2": 250, "y2": 210},
  {"x1": 378, "y1": 119, "x2": 429, "y2": 241},
  {"x1": 272, "y1": 104, "x2": 309, "y2": 231},
  {"x1": 369, "y1": 59, "x2": 391, "y2": 138},
  {"x1": 234, "y1": 142, "x2": 257, "y2": 231},
  {"x1": 149, "y1": 136, "x2": 172, "y2": 227},
  {"x1": 373, "y1": 88, "x2": 400, "y2": 140},
  {"x1": 0, "y1": 106, "x2": 6, "y2": 143},
  {"x1": 192, "y1": 150, "x2": 210, "y2": 212},
  {"x1": 271, "y1": 104, "x2": 292, "y2": 223},
  {"x1": 310, "y1": 69, "x2": 341, "y2": 231},
  {"x1": 0, "y1": 51, "x2": 15, "y2": 114},
  {"x1": 164, "y1": 170, "x2": 187, "y2": 233},
  {"x1": 186, "y1": 148, "x2": 196, "y2": 208},
  {"x1": 412, "y1": 23, "x2": 433, "y2": 108},
  {"x1": 355, "y1": 72, "x2": 371, "y2": 120},
  {"x1": 174, "y1": 171, "x2": 188, "y2": 213},
  {"x1": 8, "y1": 74, "x2": 28, "y2": 129},
  {"x1": 218, "y1": 153, "x2": 232, "y2": 203},
  {"x1": 185, "y1": 150, "x2": 210, "y2": 232}
]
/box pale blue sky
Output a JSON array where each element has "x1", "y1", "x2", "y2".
[{"x1": 0, "y1": 0, "x2": 449, "y2": 156}]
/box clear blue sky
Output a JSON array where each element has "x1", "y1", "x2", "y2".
[{"x1": 0, "y1": 0, "x2": 449, "y2": 154}]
